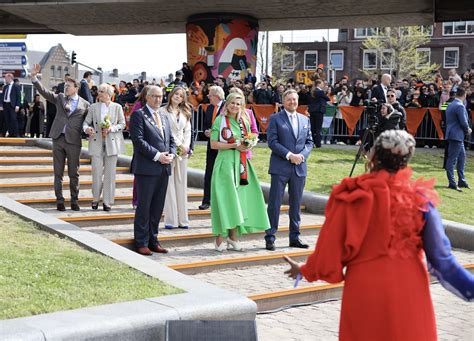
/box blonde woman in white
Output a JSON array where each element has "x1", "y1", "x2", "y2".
[
  {"x1": 160, "y1": 86, "x2": 192, "y2": 229},
  {"x1": 83, "y1": 83, "x2": 125, "y2": 211}
]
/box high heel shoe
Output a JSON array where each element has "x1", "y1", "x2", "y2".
[
  {"x1": 227, "y1": 238, "x2": 244, "y2": 252},
  {"x1": 214, "y1": 240, "x2": 226, "y2": 252}
]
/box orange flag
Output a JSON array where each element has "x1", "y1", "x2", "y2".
[
  {"x1": 252, "y1": 104, "x2": 278, "y2": 133},
  {"x1": 427, "y1": 108, "x2": 444, "y2": 140},
  {"x1": 405, "y1": 108, "x2": 428, "y2": 136},
  {"x1": 338, "y1": 106, "x2": 364, "y2": 136}
]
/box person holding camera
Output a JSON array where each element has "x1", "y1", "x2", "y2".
[
  {"x1": 376, "y1": 103, "x2": 402, "y2": 138},
  {"x1": 386, "y1": 89, "x2": 406, "y2": 130}
]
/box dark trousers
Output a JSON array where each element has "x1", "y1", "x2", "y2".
[
  {"x1": 310, "y1": 112, "x2": 323, "y2": 148},
  {"x1": 0, "y1": 110, "x2": 6, "y2": 136},
  {"x1": 265, "y1": 173, "x2": 306, "y2": 243},
  {"x1": 3, "y1": 104, "x2": 19, "y2": 137},
  {"x1": 52, "y1": 135, "x2": 82, "y2": 204},
  {"x1": 446, "y1": 140, "x2": 466, "y2": 187},
  {"x1": 202, "y1": 142, "x2": 218, "y2": 206},
  {"x1": 134, "y1": 173, "x2": 169, "y2": 248}
]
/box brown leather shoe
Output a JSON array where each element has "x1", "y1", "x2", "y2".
[
  {"x1": 136, "y1": 247, "x2": 152, "y2": 256},
  {"x1": 149, "y1": 244, "x2": 168, "y2": 254}
]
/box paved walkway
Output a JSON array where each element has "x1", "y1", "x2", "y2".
[{"x1": 256, "y1": 283, "x2": 474, "y2": 341}]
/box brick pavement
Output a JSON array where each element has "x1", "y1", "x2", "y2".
[{"x1": 256, "y1": 284, "x2": 474, "y2": 341}]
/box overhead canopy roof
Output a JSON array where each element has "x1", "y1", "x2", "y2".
[{"x1": 0, "y1": 0, "x2": 473, "y2": 35}]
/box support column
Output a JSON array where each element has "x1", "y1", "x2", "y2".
[{"x1": 186, "y1": 13, "x2": 258, "y2": 83}]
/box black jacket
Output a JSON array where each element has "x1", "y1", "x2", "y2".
[{"x1": 307, "y1": 88, "x2": 329, "y2": 114}]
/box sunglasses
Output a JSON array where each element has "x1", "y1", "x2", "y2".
[{"x1": 387, "y1": 94, "x2": 396, "y2": 97}]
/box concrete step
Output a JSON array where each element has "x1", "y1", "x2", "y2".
[
  {"x1": 0, "y1": 158, "x2": 91, "y2": 166},
  {"x1": 0, "y1": 166, "x2": 130, "y2": 178},
  {"x1": 0, "y1": 149, "x2": 52, "y2": 157},
  {"x1": 0, "y1": 178, "x2": 133, "y2": 193}
]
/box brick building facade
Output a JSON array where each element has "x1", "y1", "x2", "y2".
[{"x1": 272, "y1": 22, "x2": 474, "y2": 84}]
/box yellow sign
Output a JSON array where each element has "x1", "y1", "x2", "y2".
[
  {"x1": 0, "y1": 34, "x2": 27, "y2": 39},
  {"x1": 295, "y1": 70, "x2": 317, "y2": 86}
]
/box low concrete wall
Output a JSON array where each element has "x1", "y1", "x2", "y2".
[{"x1": 0, "y1": 195, "x2": 256, "y2": 340}]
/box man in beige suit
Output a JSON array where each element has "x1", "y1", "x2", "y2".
[
  {"x1": 83, "y1": 83, "x2": 125, "y2": 211},
  {"x1": 30, "y1": 64, "x2": 90, "y2": 211}
]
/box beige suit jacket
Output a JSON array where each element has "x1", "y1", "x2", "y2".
[{"x1": 83, "y1": 102, "x2": 125, "y2": 156}]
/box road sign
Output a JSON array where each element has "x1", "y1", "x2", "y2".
[
  {"x1": 1, "y1": 68, "x2": 27, "y2": 78},
  {"x1": 0, "y1": 54, "x2": 27, "y2": 65},
  {"x1": 0, "y1": 42, "x2": 27, "y2": 53}
]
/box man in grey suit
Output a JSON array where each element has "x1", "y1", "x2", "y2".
[
  {"x1": 130, "y1": 86, "x2": 176, "y2": 256},
  {"x1": 265, "y1": 89, "x2": 314, "y2": 251},
  {"x1": 30, "y1": 64, "x2": 90, "y2": 211},
  {"x1": 445, "y1": 87, "x2": 472, "y2": 192}
]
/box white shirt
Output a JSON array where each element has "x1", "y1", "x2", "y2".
[
  {"x1": 3, "y1": 81, "x2": 12, "y2": 103},
  {"x1": 382, "y1": 85, "x2": 388, "y2": 102},
  {"x1": 284, "y1": 109, "x2": 304, "y2": 162},
  {"x1": 146, "y1": 104, "x2": 174, "y2": 162}
]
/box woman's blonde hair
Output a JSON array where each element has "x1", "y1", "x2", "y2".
[
  {"x1": 98, "y1": 83, "x2": 114, "y2": 98},
  {"x1": 223, "y1": 92, "x2": 249, "y2": 122},
  {"x1": 166, "y1": 86, "x2": 192, "y2": 121}
]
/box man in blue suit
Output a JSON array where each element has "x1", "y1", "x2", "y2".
[
  {"x1": 1, "y1": 73, "x2": 21, "y2": 137},
  {"x1": 265, "y1": 89, "x2": 314, "y2": 251},
  {"x1": 445, "y1": 87, "x2": 472, "y2": 192},
  {"x1": 130, "y1": 86, "x2": 176, "y2": 256},
  {"x1": 78, "y1": 71, "x2": 94, "y2": 104}
]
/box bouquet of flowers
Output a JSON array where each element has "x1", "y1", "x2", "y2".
[
  {"x1": 241, "y1": 133, "x2": 258, "y2": 148},
  {"x1": 100, "y1": 114, "x2": 111, "y2": 137},
  {"x1": 176, "y1": 145, "x2": 186, "y2": 160}
]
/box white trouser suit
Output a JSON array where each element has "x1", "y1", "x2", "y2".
[{"x1": 161, "y1": 107, "x2": 192, "y2": 227}]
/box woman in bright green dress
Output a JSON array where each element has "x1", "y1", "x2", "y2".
[{"x1": 210, "y1": 92, "x2": 270, "y2": 252}]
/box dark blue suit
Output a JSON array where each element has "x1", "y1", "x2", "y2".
[
  {"x1": 265, "y1": 110, "x2": 313, "y2": 243},
  {"x1": 445, "y1": 99, "x2": 470, "y2": 187},
  {"x1": 78, "y1": 79, "x2": 93, "y2": 104},
  {"x1": 130, "y1": 106, "x2": 176, "y2": 248},
  {"x1": 1, "y1": 82, "x2": 21, "y2": 137},
  {"x1": 307, "y1": 88, "x2": 329, "y2": 147}
]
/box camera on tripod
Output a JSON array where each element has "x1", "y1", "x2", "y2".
[{"x1": 363, "y1": 99, "x2": 381, "y2": 131}]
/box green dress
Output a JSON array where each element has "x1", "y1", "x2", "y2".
[{"x1": 210, "y1": 115, "x2": 270, "y2": 237}]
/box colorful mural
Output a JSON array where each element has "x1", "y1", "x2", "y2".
[{"x1": 186, "y1": 14, "x2": 258, "y2": 83}]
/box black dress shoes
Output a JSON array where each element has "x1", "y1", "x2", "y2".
[
  {"x1": 71, "y1": 203, "x2": 81, "y2": 211},
  {"x1": 57, "y1": 203, "x2": 66, "y2": 211},
  {"x1": 199, "y1": 203, "x2": 210, "y2": 210},
  {"x1": 458, "y1": 182, "x2": 470, "y2": 189},
  {"x1": 448, "y1": 185, "x2": 463, "y2": 192},
  {"x1": 265, "y1": 241, "x2": 275, "y2": 251},
  {"x1": 289, "y1": 239, "x2": 309, "y2": 249},
  {"x1": 92, "y1": 202, "x2": 99, "y2": 210},
  {"x1": 103, "y1": 204, "x2": 111, "y2": 212}
]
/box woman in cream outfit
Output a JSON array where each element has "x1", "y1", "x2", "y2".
[
  {"x1": 83, "y1": 83, "x2": 125, "y2": 211},
  {"x1": 159, "y1": 86, "x2": 192, "y2": 229}
]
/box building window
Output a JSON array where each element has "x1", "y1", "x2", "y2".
[
  {"x1": 380, "y1": 49, "x2": 394, "y2": 70},
  {"x1": 304, "y1": 51, "x2": 318, "y2": 70},
  {"x1": 281, "y1": 51, "x2": 295, "y2": 71},
  {"x1": 443, "y1": 21, "x2": 474, "y2": 35},
  {"x1": 64, "y1": 67, "x2": 69, "y2": 76},
  {"x1": 416, "y1": 48, "x2": 431, "y2": 69},
  {"x1": 57, "y1": 66, "x2": 62, "y2": 79},
  {"x1": 363, "y1": 49, "x2": 377, "y2": 69},
  {"x1": 400, "y1": 25, "x2": 433, "y2": 36},
  {"x1": 354, "y1": 27, "x2": 380, "y2": 38},
  {"x1": 444, "y1": 47, "x2": 459, "y2": 68},
  {"x1": 50, "y1": 65, "x2": 55, "y2": 78},
  {"x1": 330, "y1": 50, "x2": 344, "y2": 70}
]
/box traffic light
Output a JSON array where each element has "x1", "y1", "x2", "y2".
[{"x1": 71, "y1": 51, "x2": 77, "y2": 65}]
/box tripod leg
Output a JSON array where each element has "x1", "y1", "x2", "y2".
[{"x1": 349, "y1": 128, "x2": 371, "y2": 177}]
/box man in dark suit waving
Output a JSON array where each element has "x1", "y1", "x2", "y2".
[
  {"x1": 371, "y1": 73, "x2": 392, "y2": 103},
  {"x1": 1, "y1": 72, "x2": 21, "y2": 137},
  {"x1": 265, "y1": 89, "x2": 314, "y2": 251},
  {"x1": 130, "y1": 86, "x2": 176, "y2": 256}
]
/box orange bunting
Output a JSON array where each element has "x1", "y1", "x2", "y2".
[
  {"x1": 405, "y1": 108, "x2": 428, "y2": 137},
  {"x1": 338, "y1": 106, "x2": 364, "y2": 136},
  {"x1": 427, "y1": 108, "x2": 444, "y2": 140},
  {"x1": 251, "y1": 104, "x2": 278, "y2": 133}
]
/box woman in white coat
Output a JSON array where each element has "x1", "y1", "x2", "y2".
[
  {"x1": 83, "y1": 83, "x2": 125, "y2": 211},
  {"x1": 159, "y1": 86, "x2": 192, "y2": 229}
]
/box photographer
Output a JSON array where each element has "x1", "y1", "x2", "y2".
[
  {"x1": 375, "y1": 103, "x2": 402, "y2": 138},
  {"x1": 386, "y1": 89, "x2": 406, "y2": 130}
]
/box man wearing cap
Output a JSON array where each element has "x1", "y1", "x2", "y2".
[{"x1": 165, "y1": 70, "x2": 187, "y2": 100}]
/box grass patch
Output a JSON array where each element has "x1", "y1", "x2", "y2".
[
  {"x1": 0, "y1": 209, "x2": 182, "y2": 320},
  {"x1": 124, "y1": 142, "x2": 472, "y2": 225}
]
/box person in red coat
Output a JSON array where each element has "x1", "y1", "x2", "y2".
[{"x1": 284, "y1": 129, "x2": 473, "y2": 341}]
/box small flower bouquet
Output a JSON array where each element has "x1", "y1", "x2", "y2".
[
  {"x1": 100, "y1": 114, "x2": 111, "y2": 137},
  {"x1": 176, "y1": 145, "x2": 186, "y2": 160},
  {"x1": 241, "y1": 133, "x2": 258, "y2": 149}
]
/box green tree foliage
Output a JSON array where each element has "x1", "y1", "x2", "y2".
[{"x1": 362, "y1": 26, "x2": 440, "y2": 80}]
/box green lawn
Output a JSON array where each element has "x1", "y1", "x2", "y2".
[
  {"x1": 124, "y1": 142, "x2": 472, "y2": 225},
  {"x1": 0, "y1": 209, "x2": 182, "y2": 320}
]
